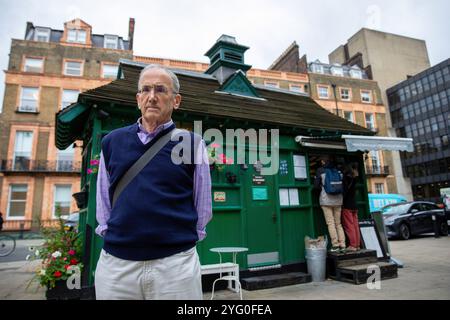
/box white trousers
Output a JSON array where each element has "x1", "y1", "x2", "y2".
[{"x1": 95, "y1": 247, "x2": 203, "y2": 300}]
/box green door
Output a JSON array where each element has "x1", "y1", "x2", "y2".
[{"x1": 244, "y1": 161, "x2": 280, "y2": 268}]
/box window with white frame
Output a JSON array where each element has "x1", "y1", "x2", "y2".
[
  {"x1": 344, "y1": 111, "x2": 354, "y2": 123},
  {"x1": 365, "y1": 113, "x2": 375, "y2": 130},
  {"x1": 19, "y1": 87, "x2": 39, "y2": 112},
  {"x1": 7, "y1": 184, "x2": 28, "y2": 219},
  {"x1": 13, "y1": 131, "x2": 33, "y2": 170},
  {"x1": 350, "y1": 68, "x2": 362, "y2": 79},
  {"x1": 340, "y1": 88, "x2": 351, "y2": 101},
  {"x1": 279, "y1": 188, "x2": 300, "y2": 206},
  {"x1": 102, "y1": 64, "x2": 119, "y2": 79},
  {"x1": 34, "y1": 28, "x2": 50, "y2": 42},
  {"x1": 312, "y1": 63, "x2": 324, "y2": 74},
  {"x1": 370, "y1": 151, "x2": 381, "y2": 172},
  {"x1": 361, "y1": 90, "x2": 372, "y2": 103},
  {"x1": 104, "y1": 35, "x2": 118, "y2": 49},
  {"x1": 53, "y1": 185, "x2": 72, "y2": 218},
  {"x1": 57, "y1": 144, "x2": 75, "y2": 171},
  {"x1": 293, "y1": 154, "x2": 307, "y2": 179},
  {"x1": 67, "y1": 29, "x2": 87, "y2": 44},
  {"x1": 64, "y1": 61, "x2": 83, "y2": 76},
  {"x1": 264, "y1": 81, "x2": 279, "y2": 88},
  {"x1": 289, "y1": 84, "x2": 303, "y2": 93},
  {"x1": 375, "y1": 183, "x2": 385, "y2": 194},
  {"x1": 24, "y1": 57, "x2": 44, "y2": 73},
  {"x1": 331, "y1": 66, "x2": 344, "y2": 76},
  {"x1": 61, "y1": 89, "x2": 79, "y2": 110},
  {"x1": 318, "y1": 85, "x2": 329, "y2": 99}
]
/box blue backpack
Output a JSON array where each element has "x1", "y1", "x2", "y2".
[{"x1": 324, "y1": 168, "x2": 343, "y2": 195}]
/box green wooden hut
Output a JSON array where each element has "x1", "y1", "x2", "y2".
[{"x1": 55, "y1": 35, "x2": 385, "y2": 291}]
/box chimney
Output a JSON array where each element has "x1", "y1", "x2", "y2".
[
  {"x1": 128, "y1": 18, "x2": 135, "y2": 51},
  {"x1": 25, "y1": 22, "x2": 34, "y2": 39},
  {"x1": 204, "y1": 35, "x2": 252, "y2": 84}
]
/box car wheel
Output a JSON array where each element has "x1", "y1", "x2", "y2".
[
  {"x1": 399, "y1": 223, "x2": 410, "y2": 240},
  {"x1": 439, "y1": 221, "x2": 448, "y2": 236}
]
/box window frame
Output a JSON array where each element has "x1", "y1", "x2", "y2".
[
  {"x1": 52, "y1": 184, "x2": 73, "y2": 218},
  {"x1": 67, "y1": 28, "x2": 87, "y2": 44},
  {"x1": 317, "y1": 85, "x2": 330, "y2": 99},
  {"x1": 339, "y1": 87, "x2": 351, "y2": 101},
  {"x1": 289, "y1": 84, "x2": 304, "y2": 93},
  {"x1": 7, "y1": 184, "x2": 28, "y2": 220},
  {"x1": 34, "y1": 27, "x2": 50, "y2": 42},
  {"x1": 63, "y1": 59, "x2": 84, "y2": 77},
  {"x1": 23, "y1": 56, "x2": 45, "y2": 73},
  {"x1": 104, "y1": 35, "x2": 119, "y2": 49},
  {"x1": 101, "y1": 63, "x2": 119, "y2": 79},
  {"x1": 61, "y1": 89, "x2": 80, "y2": 110},
  {"x1": 264, "y1": 81, "x2": 280, "y2": 89},
  {"x1": 361, "y1": 90, "x2": 373, "y2": 103},
  {"x1": 18, "y1": 86, "x2": 39, "y2": 113}
]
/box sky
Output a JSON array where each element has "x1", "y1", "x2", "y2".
[{"x1": 0, "y1": 0, "x2": 449, "y2": 112}]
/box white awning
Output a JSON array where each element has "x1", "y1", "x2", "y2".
[{"x1": 341, "y1": 135, "x2": 414, "y2": 152}]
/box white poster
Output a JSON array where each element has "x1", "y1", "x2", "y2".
[
  {"x1": 360, "y1": 226, "x2": 383, "y2": 258},
  {"x1": 279, "y1": 189, "x2": 290, "y2": 206},
  {"x1": 289, "y1": 188, "x2": 299, "y2": 206}
]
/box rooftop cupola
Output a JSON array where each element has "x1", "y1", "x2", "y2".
[{"x1": 204, "y1": 35, "x2": 252, "y2": 84}]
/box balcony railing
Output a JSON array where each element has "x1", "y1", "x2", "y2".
[
  {"x1": 365, "y1": 165, "x2": 390, "y2": 176},
  {"x1": 0, "y1": 160, "x2": 81, "y2": 173}
]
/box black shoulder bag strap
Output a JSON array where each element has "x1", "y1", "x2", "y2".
[{"x1": 112, "y1": 128, "x2": 188, "y2": 207}]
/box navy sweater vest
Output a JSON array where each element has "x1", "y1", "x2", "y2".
[{"x1": 101, "y1": 123, "x2": 198, "y2": 261}]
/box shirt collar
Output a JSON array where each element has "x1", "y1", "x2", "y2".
[{"x1": 137, "y1": 118, "x2": 174, "y2": 135}]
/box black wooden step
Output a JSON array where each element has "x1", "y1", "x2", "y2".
[
  {"x1": 327, "y1": 249, "x2": 378, "y2": 277},
  {"x1": 241, "y1": 272, "x2": 312, "y2": 291},
  {"x1": 331, "y1": 262, "x2": 398, "y2": 285}
]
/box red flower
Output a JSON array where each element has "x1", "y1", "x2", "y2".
[
  {"x1": 64, "y1": 265, "x2": 71, "y2": 270},
  {"x1": 70, "y1": 259, "x2": 78, "y2": 265},
  {"x1": 54, "y1": 271, "x2": 62, "y2": 278},
  {"x1": 68, "y1": 250, "x2": 76, "y2": 256},
  {"x1": 211, "y1": 143, "x2": 220, "y2": 148}
]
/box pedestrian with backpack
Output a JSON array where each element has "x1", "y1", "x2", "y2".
[{"x1": 314, "y1": 155, "x2": 346, "y2": 253}]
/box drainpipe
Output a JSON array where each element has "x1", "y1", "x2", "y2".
[{"x1": 331, "y1": 84, "x2": 339, "y2": 116}]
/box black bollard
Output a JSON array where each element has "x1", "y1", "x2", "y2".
[{"x1": 19, "y1": 222, "x2": 24, "y2": 239}]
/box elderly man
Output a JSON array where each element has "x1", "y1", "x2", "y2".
[{"x1": 94, "y1": 64, "x2": 212, "y2": 300}]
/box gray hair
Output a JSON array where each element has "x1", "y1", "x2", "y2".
[{"x1": 138, "y1": 64, "x2": 180, "y2": 94}]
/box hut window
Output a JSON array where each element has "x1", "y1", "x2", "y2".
[
  {"x1": 279, "y1": 188, "x2": 300, "y2": 206},
  {"x1": 293, "y1": 155, "x2": 307, "y2": 180}
]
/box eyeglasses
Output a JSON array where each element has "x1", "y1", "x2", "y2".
[{"x1": 138, "y1": 84, "x2": 176, "y2": 95}]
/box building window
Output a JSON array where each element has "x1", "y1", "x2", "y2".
[
  {"x1": 293, "y1": 154, "x2": 307, "y2": 179},
  {"x1": 375, "y1": 183, "x2": 385, "y2": 194},
  {"x1": 7, "y1": 184, "x2": 28, "y2": 219},
  {"x1": 361, "y1": 90, "x2": 372, "y2": 103},
  {"x1": 61, "y1": 89, "x2": 79, "y2": 110},
  {"x1": 64, "y1": 61, "x2": 83, "y2": 76},
  {"x1": 312, "y1": 63, "x2": 324, "y2": 74},
  {"x1": 289, "y1": 84, "x2": 303, "y2": 93},
  {"x1": 57, "y1": 145, "x2": 75, "y2": 171},
  {"x1": 350, "y1": 68, "x2": 362, "y2": 79},
  {"x1": 102, "y1": 64, "x2": 119, "y2": 79},
  {"x1": 365, "y1": 113, "x2": 375, "y2": 130},
  {"x1": 340, "y1": 88, "x2": 351, "y2": 101},
  {"x1": 331, "y1": 65, "x2": 343, "y2": 76},
  {"x1": 34, "y1": 28, "x2": 50, "y2": 42},
  {"x1": 19, "y1": 87, "x2": 39, "y2": 112},
  {"x1": 67, "y1": 29, "x2": 87, "y2": 44},
  {"x1": 264, "y1": 81, "x2": 279, "y2": 88},
  {"x1": 104, "y1": 35, "x2": 118, "y2": 49},
  {"x1": 344, "y1": 111, "x2": 354, "y2": 123},
  {"x1": 53, "y1": 185, "x2": 72, "y2": 218},
  {"x1": 24, "y1": 57, "x2": 44, "y2": 73},
  {"x1": 13, "y1": 131, "x2": 33, "y2": 170},
  {"x1": 318, "y1": 85, "x2": 329, "y2": 99}
]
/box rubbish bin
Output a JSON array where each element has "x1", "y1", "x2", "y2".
[{"x1": 305, "y1": 247, "x2": 327, "y2": 282}]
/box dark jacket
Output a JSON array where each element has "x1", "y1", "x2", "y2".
[{"x1": 342, "y1": 174, "x2": 357, "y2": 210}]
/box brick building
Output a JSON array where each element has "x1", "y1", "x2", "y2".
[
  {"x1": 0, "y1": 18, "x2": 134, "y2": 230},
  {"x1": 269, "y1": 42, "x2": 391, "y2": 194}
]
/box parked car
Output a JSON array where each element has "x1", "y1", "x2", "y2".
[
  {"x1": 63, "y1": 212, "x2": 79, "y2": 231},
  {"x1": 380, "y1": 201, "x2": 448, "y2": 240}
]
